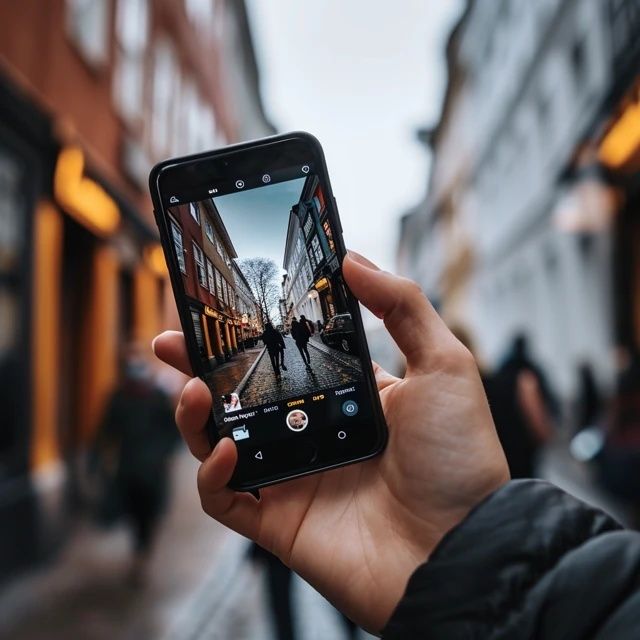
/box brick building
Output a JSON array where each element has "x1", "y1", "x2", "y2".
[{"x1": 0, "y1": 0, "x2": 273, "y2": 578}]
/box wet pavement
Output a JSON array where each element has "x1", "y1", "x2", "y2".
[
  {"x1": 204, "y1": 346, "x2": 263, "y2": 403},
  {"x1": 0, "y1": 449, "x2": 373, "y2": 640},
  {"x1": 240, "y1": 336, "x2": 362, "y2": 407}
]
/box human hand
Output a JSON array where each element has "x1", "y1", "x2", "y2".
[{"x1": 153, "y1": 252, "x2": 509, "y2": 634}]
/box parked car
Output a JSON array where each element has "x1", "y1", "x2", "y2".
[{"x1": 320, "y1": 313, "x2": 358, "y2": 354}]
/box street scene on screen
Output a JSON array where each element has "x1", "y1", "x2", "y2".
[{"x1": 167, "y1": 175, "x2": 363, "y2": 421}]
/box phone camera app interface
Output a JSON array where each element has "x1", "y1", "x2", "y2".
[{"x1": 167, "y1": 168, "x2": 370, "y2": 457}]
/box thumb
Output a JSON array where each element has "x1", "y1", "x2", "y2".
[{"x1": 343, "y1": 251, "x2": 455, "y2": 372}]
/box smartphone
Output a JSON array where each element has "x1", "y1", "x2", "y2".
[{"x1": 149, "y1": 132, "x2": 387, "y2": 490}]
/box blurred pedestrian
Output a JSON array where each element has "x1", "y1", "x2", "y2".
[
  {"x1": 574, "y1": 362, "x2": 602, "y2": 434},
  {"x1": 249, "y1": 545, "x2": 359, "y2": 640},
  {"x1": 291, "y1": 318, "x2": 312, "y2": 367},
  {"x1": 261, "y1": 323, "x2": 286, "y2": 378},
  {"x1": 316, "y1": 319, "x2": 323, "y2": 333},
  {"x1": 93, "y1": 344, "x2": 178, "y2": 583},
  {"x1": 485, "y1": 333, "x2": 555, "y2": 478},
  {"x1": 599, "y1": 346, "x2": 640, "y2": 526}
]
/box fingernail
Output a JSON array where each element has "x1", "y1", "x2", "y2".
[{"x1": 347, "y1": 250, "x2": 381, "y2": 271}]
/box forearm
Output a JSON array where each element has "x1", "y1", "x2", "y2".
[{"x1": 383, "y1": 481, "x2": 640, "y2": 639}]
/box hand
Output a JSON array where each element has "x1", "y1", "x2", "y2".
[{"x1": 153, "y1": 252, "x2": 509, "y2": 634}]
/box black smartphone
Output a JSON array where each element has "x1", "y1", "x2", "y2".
[{"x1": 149, "y1": 132, "x2": 387, "y2": 490}]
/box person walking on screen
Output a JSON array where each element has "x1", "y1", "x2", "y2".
[
  {"x1": 261, "y1": 323, "x2": 286, "y2": 379},
  {"x1": 277, "y1": 327, "x2": 288, "y2": 372},
  {"x1": 291, "y1": 317, "x2": 312, "y2": 367},
  {"x1": 300, "y1": 314, "x2": 314, "y2": 336}
]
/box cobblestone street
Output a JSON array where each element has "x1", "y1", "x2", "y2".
[{"x1": 240, "y1": 336, "x2": 362, "y2": 407}]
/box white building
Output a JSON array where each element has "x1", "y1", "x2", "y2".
[
  {"x1": 282, "y1": 210, "x2": 323, "y2": 327},
  {"x1": 400, "y1": 0, "x2": 640, "y2": 400}
]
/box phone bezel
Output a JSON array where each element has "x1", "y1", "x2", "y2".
[{"x1": 149, "y1": 131, "x2": 388, "y2": 491}]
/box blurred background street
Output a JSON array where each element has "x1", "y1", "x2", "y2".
[{"x1": 1, "y1": 0, "x2": 640, "y2": 638}]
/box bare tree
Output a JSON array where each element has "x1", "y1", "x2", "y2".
[{"x1": 238, "y1": 257, "x2": 281, "y2": 325}]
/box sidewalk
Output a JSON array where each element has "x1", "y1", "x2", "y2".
[{"x1": 0, "y1": 449, "x2": 373, "y2": 640}]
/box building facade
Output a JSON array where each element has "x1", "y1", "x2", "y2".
[
  {"x1": 282, "y1": 175, "x2": 347, "y2": 328},
  {"x1": 0, "y1": 0, "x2": 272, "y2": 579},
  {"x1": 232, "y1": 260, "x2": 262, "y2": 347},
  {"x1": 399, "y1": 0, "x2": 640, "y2": 403}
]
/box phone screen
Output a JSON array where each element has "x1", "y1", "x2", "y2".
[{"x1": 156, "y1": 137, "x2": 385, "y2": 487}]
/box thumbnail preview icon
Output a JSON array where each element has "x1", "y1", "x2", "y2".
[{"x1": 232, "y1": 425, "x2": 250, "y2": 441}]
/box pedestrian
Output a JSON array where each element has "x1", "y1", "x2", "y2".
[
  {"x1": 290, "y1": 318, "x2": 312, "y2": 366},
  {"x1": 277, "y1": 328, "x2": 288, "y2": 371},
  {"x1": 598, "y1": 346, "x2": 640, "y2": 527},
  {"x1": 261, "y1": 323, "x2": 286, "y2": 378},
  {"x1": 316, "y1": 319, "x2": 323, "y2": 333},
  {"x1": 485, "y1": 333, "x2": 555, "y2": 478},
  {"x1": 93, "y1": 344, "x2": 178, "y2": 584},
  {"x1": 574, "y1": 362, "x2": 602, "y2": 434},
  {"x1": 300, "y1": 314, "x2": 314, "y2": 335},
  {"x1": 249, "y1": 544, "x2": 359, "y2": 640},
  {"x1": 155, "y1": 251, "x2": 640, "y2": 638}
]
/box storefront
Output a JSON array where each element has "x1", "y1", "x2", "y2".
[
  {"x1": 189, "y1": 302, "x2": 240, "y2": 366},
  {"x1": 0, "y1": 74, "x2": 168, "y2": 580},
  {"x1": 0, "y1": 75, "x2": 51, "y2": 577}
]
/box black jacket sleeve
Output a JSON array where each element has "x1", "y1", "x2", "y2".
[{"x1": 383, "y1": 480, "x2": 640, "y2": 640}]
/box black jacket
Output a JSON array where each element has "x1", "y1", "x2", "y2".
[{"x1": 384, "y1": 480, "x2": 640, "y2": 639}]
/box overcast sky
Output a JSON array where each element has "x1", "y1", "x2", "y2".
[
  {"x1": 245, "y1": 0, "x2": 463, "y2": 271},
  {"x1": 213, "y1": 177, "x2": 306, "y2": 269}
]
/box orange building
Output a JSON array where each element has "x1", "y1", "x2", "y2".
[{"x1": 0, "y1": 0, "x2": 273, "y2": 578}]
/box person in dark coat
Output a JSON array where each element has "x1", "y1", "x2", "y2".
[
  {"x1": 300, "y1": 314, "x2": 314, "y2": 335},
  {"x1": 485, "y1": 333, "x2": 555, "y2": 477},
  {"x1": 574, "y1": 361, "x2": 602, "y2": 433},
  {"x1": 598, "y1": 346, "x2": 640, "y2": 526},
  {"x1": 249, "y1": 544, "x2": 359, "y2": 640},
  {"x1": 155, "y1": 251, "x2": 640, "y2": 639},
  {"x1": 261, "y1": 323, "x2": 286, "y2": 378},
  {"x1": 94, "y1": 345, "x2": 178, "y2": 582},
  {"x1": 290, "y1": 317, "x2": 312, "y2": 366}
]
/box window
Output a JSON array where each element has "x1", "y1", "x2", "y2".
[
  {"x1": 192, "y1": 242, "x2": 207, "y2": 288},
  {"x1": 303, "y1": 214, "x2": 314, "y2": 238},
  {"x1": 170, "y1": 218, "x2": 186, "y2": 273},
  {"x1": 312, "y1": 235, "x2": 323, "y2": 264},
  {"x1": 215, "y1": 269, "x2": 223, "y2": 301},
  {"x1": 66, "y1": 0, "x2": 109, "y2": 66},
  {"x1": 323, "y1": 220, "x2": 335, "y2": 253},
  {"x1": 308, "y1": 245, "x2": 317, "y2": 271},
  {"x1": 204, "y1": 219, "x2": 214, "y2": 243},
  {"x1": 222, "y1": 279, "x2": 228, "y2": 305},
  {"x1": 314, "y1": 187, "x2": 325, "y2": 212},
  {"x1": 215, "y1": 238, "x2": 223, "y2": 258},
  {"x1": 113, "y1": 0, "x2": 149, "y2": 120},
  {"x1": 206, "y1": 258, "x2": 215, "y2": 294},
  {"x1": 189, "y1": 202, "x2": 200, "y2": 224},
  {"x1": 151, "y1": 40, "x2": 179, "y2": 155}
]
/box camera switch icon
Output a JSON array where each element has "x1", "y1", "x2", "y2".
[
  {"x1": 232, "y1": 425, "x2": 250, "y2": 441},
  {"x1": 342, "y1": 400, "x2": 359, "y2": 417}
]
